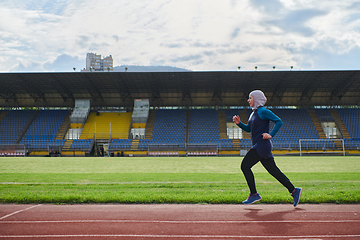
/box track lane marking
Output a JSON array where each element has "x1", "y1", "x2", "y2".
[
  {"x1": 0, "y1": 205, "x2": 42, "y2": 221},
  {"x1": 1, "y1": 234, "x2": 360, "y2": 238},
  {"x1": 1, "y1": 219, "x2": 359, "y2": 224}
]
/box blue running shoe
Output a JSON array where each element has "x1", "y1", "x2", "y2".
[
  {"x1": 242, "y1": 193, "x2": 262, "y2": 204},
  {"x1": 291, "y1": 187, "x2": 302, "y2": 207}
]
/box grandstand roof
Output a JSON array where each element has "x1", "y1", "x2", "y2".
[{"x1": 1, "y1": 70, "x2": 359, "y2": 108}]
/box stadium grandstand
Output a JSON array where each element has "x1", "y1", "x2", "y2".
[{"x1": 0, "y1": 70, "x2": 359, "y2": 157}]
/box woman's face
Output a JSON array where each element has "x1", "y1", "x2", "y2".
[{"x1": 248, "y1": 95, "x2": 254, "y2": 107}]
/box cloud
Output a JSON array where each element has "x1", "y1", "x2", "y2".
[
  {"x1": 170, "y1": 54, "x2": 203, "y2": 63},
  {"x1": 348, "y1": 2, "x2": 360, "y2": 10},
  {"x1": 0, "y1": 0, "x2": 360, "y2": 72},
  {"x1": 43, "y1": 54, "x2": 84, "y2": 72},
  {"x1": 0, "y1": 0, "x2": 68, "y2": 15},
  {"x1": 293, "y1": 40, "x2": 360, "y2": 70},
  {"x1": 231, "y1": 27, "x2": 240, "y2": 39},
  {"x1": 112, "y1": 35, "x2": 119, "y2": 42},
  {"x1": 11, "y1": 59, "x2": 44, "y2": 72},
  {"x1": 10, "y1": 54, "x2": 84, "y2": 72},
  {"x1": 191, "y1": 42, "x2": 215, "y2": 48},
  {"x1": 345, "y1": 13, "x2": 360, "y2": 24},
  {"x1": 250, "y1": 0, "x2": 328, "y2": 36},
  {"x1": 76, "y1": 35, "x2": 90, "y2": 48},
  {"x1": 270, "y1": 9, "x2": 328, "y2": 36},
  {"x1": 250, "y1": 0, "x2": 284, "y2": 15},
  {"x1": 160, "y1": 43, "x2": 184, "y2": 48}
]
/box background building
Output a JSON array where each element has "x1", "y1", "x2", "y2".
[
  {"x1": 84, "y1": 53, "x2": 113, "y2": 72},
  {"x1": 101, "y1": 55, "x2": 113, "y2": 72}
]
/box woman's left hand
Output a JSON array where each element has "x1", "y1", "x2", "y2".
[{"x1": 262, "y1": 133, "x2": 272, "y2": 139}]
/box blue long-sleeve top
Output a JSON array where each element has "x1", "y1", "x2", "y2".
[{"x1": 237, "y1": 107, "x2": 283, "y2": 159}]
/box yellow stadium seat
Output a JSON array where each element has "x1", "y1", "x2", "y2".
[{"x1": 80, "y1": 112, "x2": 132, "y2": 139}]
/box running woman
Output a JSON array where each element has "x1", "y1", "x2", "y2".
[{"x1": 233, "y1": 90, "x2": 302, "y2": 206}]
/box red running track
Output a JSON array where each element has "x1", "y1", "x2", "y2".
[{"x1": 0, "y1": 204, "x2": 359, "y2": 239}]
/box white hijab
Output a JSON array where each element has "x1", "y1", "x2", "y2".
[{"x1": 250, "y1": 90, "x2": 267, "y2": 110}]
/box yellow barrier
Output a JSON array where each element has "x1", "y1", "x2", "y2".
[
  {"x1": 29, "y1": 151, "x2": 48, "y2": 156},
  {"x1": 61, "y1": 151, "x2": 85, "y2": 156}
]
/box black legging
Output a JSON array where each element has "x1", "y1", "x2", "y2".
[{"x1": 241, "y1": 149, "x2": 295, "y2": 194}]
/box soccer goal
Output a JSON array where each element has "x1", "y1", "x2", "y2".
[
  {"x1": 48, "y1": 145, "x2": 62, "y2": 157},
  {"x1": 299, "y1": 139, "x2": 345, "y2": 156}
]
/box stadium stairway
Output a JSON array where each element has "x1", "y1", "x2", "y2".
[
  {"x1": 308, "y1": 110, "x2": 326, "y2": 139},
  {"x1": 185, "y1": 110, "x2": 191, "y2": 144},
  {"x1": 131, "y1": 139, "x2": 139, "y2": 150},
  {"x1": 329, "y1": 110, "x2": 351, "y2": 150},
  {"x1": 62, "y1": 139, "x2": 73, "y2": 151},
  {"x1": 239, "y1": 110, "x2": 251, "y2": 139},
  {"x1": 145, "y1": 110, "x2": 155, "y2": 139},
  {"x1": 232, "y1": 139, "x2": 241, "y2": 150},
  {"x1": 333, "y1": 140, "x2": 344, "y2": 151},
  {"x1": 0, "y1": 111, "x2": 8, "y2": 122},
  {"x1": 56, "y1": 111, "x2": 71, "y2": 140},
  {"x1": 330, "y1": 110, "x2": 351, "y2": 139},
  {"x1": 16, "y1": 110, "x2": 39, "y2": 144},
  {"x1": 218, "y1": 110, "x2": 227, "y2": 139}
]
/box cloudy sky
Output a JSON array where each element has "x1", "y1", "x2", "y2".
[{"x1": 1, "y1": 0, "x2": 359, "y2": 72}]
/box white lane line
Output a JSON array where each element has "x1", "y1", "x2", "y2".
[
  {"x1": 0, "y1": 205, "x2": 42, "y2": 220},
  {"x1": 1, "y1": 219, "x2": 359, "y2": 224},
  {"x1": 0, "y1": 234, "x2": 360, "y2": 238}
]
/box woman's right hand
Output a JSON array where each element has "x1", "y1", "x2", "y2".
[{"x1": 232, "y1": 115, "x2": 240, "y2": 124}]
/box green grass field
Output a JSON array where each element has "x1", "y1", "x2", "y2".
[{"x1": 0, "y1": 156, "x2": 359, "y2": 204}]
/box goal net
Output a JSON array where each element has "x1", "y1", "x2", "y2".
[
  {"x1": 299, "y1": 139, "x2": 345, "y2": 156},
  {"x1": 48, "y1": 145, "x2": 62, "y2": 157}
]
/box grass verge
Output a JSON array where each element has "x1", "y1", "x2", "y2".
[{"x1": 0, "y1": 156, "x2": 359, "y2": 204}]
